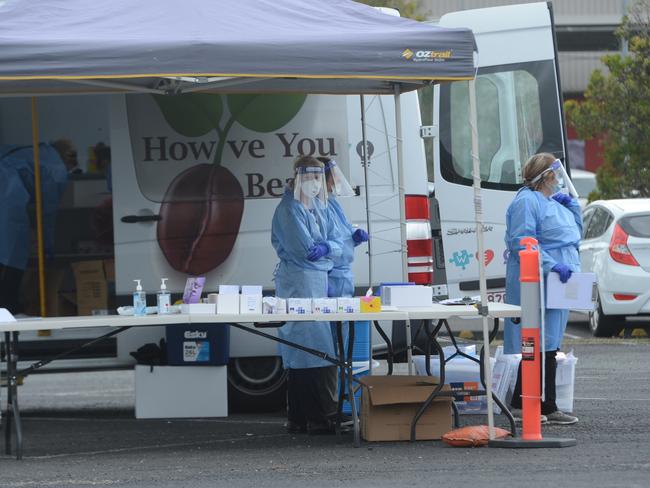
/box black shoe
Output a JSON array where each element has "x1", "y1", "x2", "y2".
[
  {"x1": 307, "y1": 421, "x2": 335, "y2": 435},
  {"x1": 286, "y1": 420, "x2": 307, "y2": 434}
]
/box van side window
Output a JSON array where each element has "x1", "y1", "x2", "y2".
[{"x1": 439, "y1": 60, "x2": 563, "y2": 190}]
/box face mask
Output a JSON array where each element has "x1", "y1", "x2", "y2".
[{"x1": 301, "y1": 179, "x2": 322, "y2": 199}]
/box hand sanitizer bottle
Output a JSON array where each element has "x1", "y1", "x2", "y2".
[
  {"x1": 133, "y1": 280, "x2": 147, "y2": 316},
  {"x1": 157, "y1": 278, "x2": 171, "y2": 315}
]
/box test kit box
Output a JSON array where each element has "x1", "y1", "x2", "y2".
[
  {"x1": 240, "y1": 295, "x2": 262, "y2": 314},
  {"x1": 382, "y1": 285, "x2": 432, "y2": 308},
  {"x1": 359, "y1": 375, "x2": 452, "y2": 441},
  {"x1": 312, "y1": 298, "x2": 337, "y2": 314},
  {"x1": 287, "y1": 298, "x2": 312, "y2": 314},
  {"x1": 262, "y1": 297, "x2": 287, "y2": 314},
  {"x1": 135, "y1": 365, "x2": 227, "y2": 419},
  {"x1": 337, "y1": 297, "x2": 360, "y2": 313}
]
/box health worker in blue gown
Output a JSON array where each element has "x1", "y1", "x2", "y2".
[
  {"x1": 504, "y1": 152, "x2": 582, "y2": 425},
  {"x1": 271, "y1": 156, "x2": 343, "y2": 435},
  {"x1": 0, "y1": 142, "x2": 69, "y2": 314},
  {"x1": 319, "y1": 158, "x2": 368, "y2": 298},
  {"x1": 319, "y1": 157, "x2": 369, "y2": 362}
]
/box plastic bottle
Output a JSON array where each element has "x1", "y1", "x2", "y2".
[
  {"x1": 157, "y1": 278, "x2": 171, "y2": 315},
  {"x1": 133, "y1": 279, "x2": 147, "y2": 317}
]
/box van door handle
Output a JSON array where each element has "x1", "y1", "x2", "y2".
[{"x1": 121, "y1": 214, "x2": 162, "y2": 223}]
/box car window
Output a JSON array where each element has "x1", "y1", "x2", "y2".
[
  {"x1": 581, "y1": 207, "x2": 595, "y2": 238},
  {"x1": 585, "y1": 208, "x2": 613, "y2": 239},
  {"x1": 619, "y1": 214, "x2": 650, "y2": 237}
]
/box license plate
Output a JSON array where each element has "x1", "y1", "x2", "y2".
[{"x1": 486, "y1": 290, "x2": 506, "y2": 303}]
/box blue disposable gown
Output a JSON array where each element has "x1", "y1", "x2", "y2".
[
  {"x1": 271, "y1": 189, "x2": 342, "y2": 369},
  {"x1": 0, "y1": 144, "x2": 68, "y2": 270},
  {"x1": 504, "y1": 187, "x2": 582, "y2": 354},
  {"x1": 326, "y1": 195, "x2": 368, "y2": 353},
  {"x1": 326, "y1": 196, "x2": 362, "y2": 298}
]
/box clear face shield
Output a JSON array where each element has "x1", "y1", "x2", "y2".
[
  {"x1": 531, "y1": 159, "x2": 578, "y2": 198},
  {"x1": 294, "y1": 166, "x2": 327, "y2": 208},
  {"x1": 324, "y1": 159, "x2": 355, "y2": 197}
]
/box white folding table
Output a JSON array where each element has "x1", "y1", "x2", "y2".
[{"x1": 0, "y1": 310, "x2": 408, "y2": 458}]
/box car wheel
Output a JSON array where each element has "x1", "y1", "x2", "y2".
[
  {"x1": 589, "y1": 294, "x2": 624, "y2": 337},
  {"x1": 227, "y1": 356, "x2": 287, "y2": 413}
]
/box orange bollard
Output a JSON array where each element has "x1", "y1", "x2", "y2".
[
  {"x1": 519, "y1": 237, "x2": 542, "y2": 441},
  {"x1": 489, "y1": 236, "x2": 575, "y2": 449}
]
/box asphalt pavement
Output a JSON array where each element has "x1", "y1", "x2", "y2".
[{"x1": 1, "y1": 339, "x2": 649, "y2": 488}]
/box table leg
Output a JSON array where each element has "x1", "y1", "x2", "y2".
[
  {"x1": 372, "y1": 321, "x2": 393, "y2": 375},
  {"x1": 3, "y1": 332, "x2": 11, "y2": 455},
  {"x1": 405, "y1": 318, "x2": 413, "y2": 375},
  {"x1": 4, "y1": 332, "x2": 22, "y2": 459},
  {"x1": 410, "y1": 319, "x2": 448, "y2": 442},
  {"x1": 335, "y1": 321, "x2": 346, "y2": 435}
]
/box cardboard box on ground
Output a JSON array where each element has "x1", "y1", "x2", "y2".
[
  {"x1": 21, "y1": 259, "x2": 115, "y2": 316},
  {"x1": 359, "y1": 375, "x2": 452, "y2": 441}
]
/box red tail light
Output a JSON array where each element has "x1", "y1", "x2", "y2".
[
  {"x1": 405, "y1": 195, "x2": 433, "y2": 284},
  {"x1": 613, "y1": 293, "x2": 637, "y2": 301},
  {"x1": 609, "y1": 223, "x2": 639, "y2": 266}
]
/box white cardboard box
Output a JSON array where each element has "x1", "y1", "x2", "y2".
[
  {"x1": 217, "y1": 294, "x2": 240, "y2": 314},
  {"x1": 287, "y1": 298, "x2": 312, "y2": 314},
  {"x1": 382, "y1": 285, "x2": 432, "y2": 308},
  {"x1": 240, "y1": 294, "x2": 262, "y2": 314},
  {"x1": 337, "y1": 297, "x2": 360, "y2": 313},
  {"x1": 262, "y1": 297, "x2": 287, "y2": 314},
  {"x1": 180, "y1": 303, "x2": 216, "y2": 314},
  {"x1": 135, "y1": 365, "x2": 228, "y2": 419},
  {"x1": 312, "y1": 298, "x2": 337, "y2": 313}
]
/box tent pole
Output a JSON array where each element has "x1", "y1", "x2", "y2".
[
  {"x1": 468, "y1": 80, "x2": 495, "y2": 439},
  {"x1": 31, "y1": 97, "x2": 47, "y2": 317},
  {"x1": 360, "y1": 95, "x2": 373, "y2": 289},
  {"x1": 394, "y1": 86, "x2": 408, "y2": 283}
]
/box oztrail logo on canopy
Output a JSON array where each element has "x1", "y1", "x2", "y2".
[{"x1": 402, "y1": 48, "x2": 453, "y2": 62}]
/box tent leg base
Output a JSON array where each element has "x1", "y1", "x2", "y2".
[{"x1": 489, "y1": 437, "x2": 576, "y2": 449}]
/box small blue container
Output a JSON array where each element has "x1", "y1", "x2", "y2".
[
  {"x1": 166, "y1": 324, "x2": 229, "y2": 366},
  {"x1": 341, "y1": 321, "x2": 370, "y2": 414}
]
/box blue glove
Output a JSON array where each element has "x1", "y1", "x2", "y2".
[
  {"x1": 307, "y1": 243, "x2": 329, "y2": 261},
  {"x1": 552, "y1": 193, "x2": 573, "y2": 207},
  {"x1": 552, "y1": 263, "x2": 572, "y2": 283},
  {"x1": 352, "y1": 228, "x2": 369, "y2": 243}
]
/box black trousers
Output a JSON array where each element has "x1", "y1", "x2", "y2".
[
  {"x1": 287, "y1": 366, "x2": 338, "y2": 426},
  {"x1": 0, "y1": 264, "x2": 24, "y2": 315},
  {"x1": 510, "y1": 349, "x2": 558, "y2": 415}
]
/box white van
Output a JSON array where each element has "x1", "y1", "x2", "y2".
[{"x1": 1, "y1": 2, "x2": 567, "y2": 411}]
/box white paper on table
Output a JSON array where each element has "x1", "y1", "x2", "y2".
[
  {"x1": 0, "y1": 308, "x2": 16, "y2": 323},
  {"x1": 546, "y1": 272, "x2": 596, "y2": 310}
]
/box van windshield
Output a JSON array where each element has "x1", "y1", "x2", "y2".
[{"x1": 438, "y1": 60, "x2": 564, "y2": 191}]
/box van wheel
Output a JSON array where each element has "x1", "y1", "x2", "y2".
[
  {"x1": 589, "y1": 294, "x2": 624, "y2": 337},
  {"x1": 227, "y1": 356, "x2": 287, "y2": 413}
]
